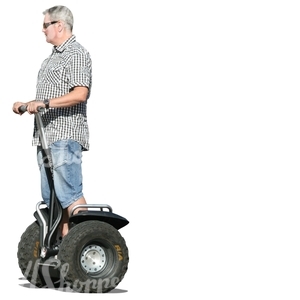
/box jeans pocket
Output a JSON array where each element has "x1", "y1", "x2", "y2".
[{"x1": 50, "y1": 140, "x2": 68, "y2": 169}]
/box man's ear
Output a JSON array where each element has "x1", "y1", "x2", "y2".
[{"x1": 58, "y1": 21, "x2": 64, "y2": 32}]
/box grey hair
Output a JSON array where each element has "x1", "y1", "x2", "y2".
[{"x1": 43, "y1": 5, "x2": 73, "y2": 31}]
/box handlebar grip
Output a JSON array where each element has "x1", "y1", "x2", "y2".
[
  {"x1": 37, "y1": 106, "x2": 45, "y2": 112},
  {"x1": 18, "y1": 105, "x2": 27, "y2": 113},
  {"x1": 18, "y1": 105, "x2": 45, "y2": 113}
]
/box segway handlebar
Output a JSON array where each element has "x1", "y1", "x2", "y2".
[{"x1": 18, "y1": 105, "x2": 45, "y2": 113}]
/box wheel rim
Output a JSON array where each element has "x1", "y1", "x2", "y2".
[{"x1": 80, "y1": 244, "x2": 107, "y2": 274}]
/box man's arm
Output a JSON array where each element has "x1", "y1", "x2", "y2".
[{"x1": 25, "y1": 86, "x2": 89, "y2": 114}]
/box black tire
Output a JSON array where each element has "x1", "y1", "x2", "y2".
[
  {"x1": 17, "y1": 221, "x2": 44, "y2": 287},
  {"x1": 58, "y1": 220, "x2": 129, "y2": 293}
]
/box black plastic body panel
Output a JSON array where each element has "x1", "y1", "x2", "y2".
[{"x1": 69, "y1": 210, "x2": 129, "y2": 230}]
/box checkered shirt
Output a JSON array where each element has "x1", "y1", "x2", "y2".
[{"x1": 32, "y1": 35, "x2": 92, "y2": 150}]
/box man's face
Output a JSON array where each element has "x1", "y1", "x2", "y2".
[{"x1": 42, "y1": 13, "x2": 58, "y2": 45}]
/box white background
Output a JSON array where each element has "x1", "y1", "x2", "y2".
[{"x1": 1, "y1": 0, "x2": 300, "y2": 299}]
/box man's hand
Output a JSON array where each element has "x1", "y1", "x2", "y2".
[
  {"x1": 12, "y1": 102, "x2": 26, "y2": 115},
  {"x1": 26, "y1": 101, "x2": 44, "y2": 114}
]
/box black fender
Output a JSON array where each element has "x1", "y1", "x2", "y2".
[{"x1": 69, "y1": 210, "x2": 129, "y2": 230}]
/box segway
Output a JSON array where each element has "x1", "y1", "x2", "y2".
[{"x1": 17, "y1": 105, "x2": 129, "y2": 293}]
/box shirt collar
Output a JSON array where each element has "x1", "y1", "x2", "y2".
[{"x1": 53, "y1": 35, "x2": 76, "y2": 53}]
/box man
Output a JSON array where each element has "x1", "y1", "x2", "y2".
[{"x1": 12, "y1": 5, "x2": 92, "y2": 237}]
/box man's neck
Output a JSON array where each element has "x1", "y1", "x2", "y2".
[{"x1": 53, "y1": 32, "x2": 73, "y2": 47}]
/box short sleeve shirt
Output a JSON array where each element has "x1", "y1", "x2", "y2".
[{"x1": 32, "y1": 35, "x2": 92, "y2": 150}]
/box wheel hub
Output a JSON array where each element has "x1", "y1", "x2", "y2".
[{"x1": 80, "y1": 245, "x2": 106, "y2": 273}]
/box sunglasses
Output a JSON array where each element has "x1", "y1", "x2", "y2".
[{"x1": 43, "y1": 21, "x2": 58, "y2": 29}]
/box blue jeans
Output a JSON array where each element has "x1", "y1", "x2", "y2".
[{"x1": 37, "y1": 139, "x2": 84, "y2": 209}]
